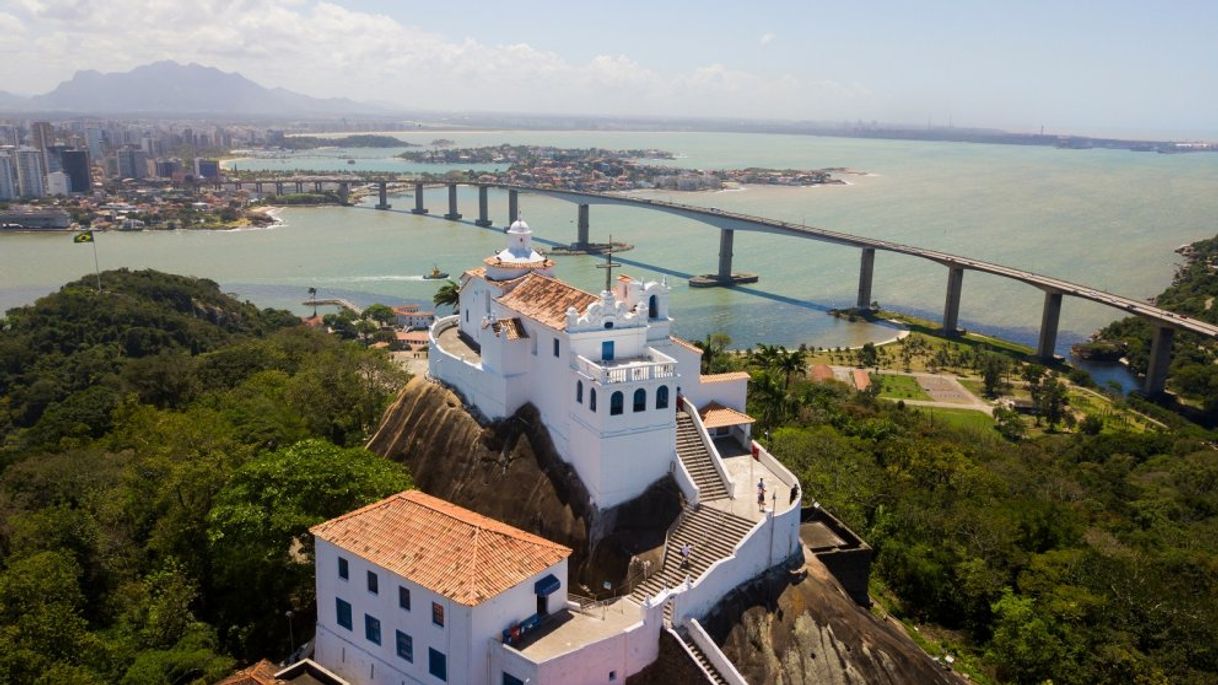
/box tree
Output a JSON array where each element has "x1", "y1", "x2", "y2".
[
  {"x1": 1038, "y1": 376, "x2": 1069, "y2": 430},
  {"x1": 695, "y1": 332, "x2": 733, "y2": 374},
  {"x1": 363, "y1": 303, "x2": 397, "y2": 327},
  {"x1": 979, "y1": 352, "x2": 1009, "y2": 398},
  {"x1": 776, "y1": 346, "x2": 808, "y2": 389},
  {"x1": 307, "y1": 287, "x2": 317, "y2": 317},
  {"x1": 433, "y1": 279, "x2": 460, "y2": 313}
]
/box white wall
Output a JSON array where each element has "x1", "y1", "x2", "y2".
[{"x1": 315, "y1": 539, "x2": 569, "y2": 685}]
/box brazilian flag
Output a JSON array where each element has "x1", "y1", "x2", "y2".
[{"x1": 73, "y1": 231, "x2": 94, "y2": 244}]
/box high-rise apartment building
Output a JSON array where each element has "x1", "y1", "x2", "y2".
[
  {"x1": 45, "y1": 171, "x2": 70, "y2": 196},
  {"x1": 60, "y1": 150, "x2": 91, "y2": 192},
  {"x1": 0, "y1": 153, "x2": 16, "y2": 200},
  {"x1": 14, "y1": 147, "x2": 46, "y2": 197}
]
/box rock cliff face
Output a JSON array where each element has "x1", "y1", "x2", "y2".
[
  {"x1": 701, "y1": 555, "x2": 961, "y2": 685},
  {"x1": 365, "y1": 377, "x2": 679, "y2": 594}
]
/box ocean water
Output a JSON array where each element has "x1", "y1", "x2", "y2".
[{"x1": 4, "y1": 131, "x2": 1218, "y2": 362}]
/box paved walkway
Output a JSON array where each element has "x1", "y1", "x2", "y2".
[{"x1": 829, "y1": 366, "x2": 994, "y2": 415}]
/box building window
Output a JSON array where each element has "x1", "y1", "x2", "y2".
[
  {"x1": 399, "y1": 586, "x2": 411, "y2": 610},
  {"x1": 338, "y1": 557, "x2": 349, "y2": 580},
  {"x1": 429, "y1": 648, "x2": 447, "y2": 682},
  {"x1": 464, "y1": 309, "x2": 469, "y2": 322},
  {"x1": 610, "y1": 391, "x2": 624, "y2": 416},
  {"x1": 364, "y1": 614, "x2": 381, "y2": 645},
  {"x1": 656, "y1": 385, "x2": 669, "y2": 410},
  {"x1": 633, "y1": 388, "x2": 646, "y2": 412},
  {"x1": 367, "y1": 570, "x2": 378, "y2": 595},
  {"x1": 503, "y1": 674, "x2": 525, "y2": 685},
  {"x1": 576, "y1": 380, "x2": 583, "y2": 404},
  {"x1": 553, "y1": 338, "x2": 560, "y2": 357},
  {"x1": 336, "y1": 598, "x2": 352, "y2": 631},
  {"x1": 601, "y1": 340, "x2": 615, "y2": 360},
  {"x1": 590, "y1": 388, "x2": 597, "y2": 412},
  {"x1": 432, "y1": 602, "x2": 445, "y2": 627},
  {"x1": 396, "y1": 630, "x2": 413, "y2": 662},
  {"x1": 648, "y1": 295, "x2": 658, "y2": 319},
  {"x1": 604, "y1": 321, "x2": 614, "y2": 329}
]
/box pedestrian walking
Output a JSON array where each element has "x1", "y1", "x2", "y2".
[
  {"x1": 680, "y1": 542, "x2": 692, "y2": 568},
  {"x1": 757, "y1": 477, "x2": 767, "y2": 511}
]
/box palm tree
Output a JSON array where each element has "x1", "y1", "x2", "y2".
[
  {"x1": 750, "y1": 371, "x2": 791, "y2": 430},
  {"x1": 694, "y1": 332, "x2": 732, "y2": 374},
  {"x1": 433, "y1": 279, "x2": 460, "y2": 313},
  {"x1": 776, "y1": 347, "x2": 808, "y2": 389},
  {"x1": 307, "y1": 286, "x2": 318, "y2": 317}
]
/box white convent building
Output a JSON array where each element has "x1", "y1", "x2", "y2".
[
  {"x1": 429, "y1": 218, "x2": 753, "y2": 509},
  {"x1": 311, "y1": 218, "x2": 804, "y2": 685}
]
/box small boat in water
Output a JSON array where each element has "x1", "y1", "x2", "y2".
[
  {"x1": 422, "y1": 265, "x2": 449, "y2": 280},
  {"x1": 346, "y1": 158, "x2": 356, "y2": 164}
]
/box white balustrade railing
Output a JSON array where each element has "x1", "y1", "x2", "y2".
[{"x1": 573, "y1": 353, "x2": 676, "y2": 385}]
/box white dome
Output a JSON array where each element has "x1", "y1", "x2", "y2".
[{"x1": 508, "y1": 219, "x2": 530, "y2": 234}]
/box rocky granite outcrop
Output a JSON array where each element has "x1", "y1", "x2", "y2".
[
  {"x1": 365, "y1": 376, "x2": 679, "y2": 594},
  {"x1": 701, "y1": 555, "x2": 961, "y2": 685}
]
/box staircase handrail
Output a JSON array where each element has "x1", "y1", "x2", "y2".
[{"x1": 665, "y1": 626, "x2": 723, "y2": 685}]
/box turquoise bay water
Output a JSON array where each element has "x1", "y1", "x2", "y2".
[{"x1": 5, "y1": 131, "x2": 1218, "y2": 362}]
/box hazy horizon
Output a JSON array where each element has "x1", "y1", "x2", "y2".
[{"x1": 3, "y1": 1, "x2": 1217, "y2": 139}]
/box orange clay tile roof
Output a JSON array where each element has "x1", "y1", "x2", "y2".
[
  {"x1": 810, "y1": 364, "x2": 835, "y2": 381},
  {"x1": 699, "y1": 401, "x2": 756, "y2": 429},
  {"x1": 215, "y1": 659, "x2": 281, "y2": 685},
  {"x1": 669, "y1": 336, "x2": 703, "y2": 355},
  {"x1": 490, "y1": 317, "x2": 529, "y2": 340},
  {"x1": 852, "y1": 369, "x2": 871, "y2": 391},
  {"x1": 700, "y1": 371, "x2": 751, "y2": 383},
  {"x1": 496, "y1": 273, "x2": 601, "y2": 331},
  {"x1": 310, "y1": 490, "x2": 571, "y2": 607}
]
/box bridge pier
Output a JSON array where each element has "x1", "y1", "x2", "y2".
[
  {"x1": 314, "y1": 181, "x2": 322, "y2": 193},
  {"x1": 508, "y1": 189, "x2": 519, "y2": 224},
  {"x1": 1143, "y1": 326, "x2": 1175, "y2": 395},
  {"x1": 576, "y1": 204, "x2": 590, "y2": 247},
  {"x1": 856, "y1": 248, "x2": 875, "y2": 310},
  {"x1": 255, "y1": 181, "x2": 263, "y2": 193},
  {"x1": 444, "y1": 183, "x2": 462, "y2": 220},
  {"x1": 275, "y1": 181, "x2": 284, "y2": 195},
  {"x1": 942, "y1": 266, "x2": 965, "y2": 336},
  {"x1": 1037, "y1": 291, "x2": 1063, "y2": 360},
  {"x1": 475, "y1": 186, "x2": 493, "y2": 226},
  {"x1": 375, "y1": 180, "x2": 391, "y2": 210},
  {"x1": 295, "y1": 181, "x2": 303, "y2": 193},
  {"x1": 718, "y1": 228, "x2": 735, "y2": 282},
  {"x1": 411, "y1": 182, "x2": 428, "y2": 214},
  {"x1": 338, "y1": 182, "x2": 350, "y2": 205}
]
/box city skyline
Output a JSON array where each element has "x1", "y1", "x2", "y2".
[{"x1": 2, "y1": 1, "x2": 1218, "y2": 139}]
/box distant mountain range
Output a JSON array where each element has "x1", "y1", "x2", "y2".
[{"x1": 0, "y1": 61, "x2": 381, "y2": 116}]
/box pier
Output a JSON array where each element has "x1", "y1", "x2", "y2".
[{"x1": 303, "y1": 298, "x2": 363, "y2": 316}]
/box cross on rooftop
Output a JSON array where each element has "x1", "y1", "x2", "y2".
[{"x1": 596, "y1": 234, "x2": 622, "y2": 292}]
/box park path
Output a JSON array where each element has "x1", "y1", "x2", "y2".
[{"x1": 829, "y1": 366, "x2": 994, "y2": 415}]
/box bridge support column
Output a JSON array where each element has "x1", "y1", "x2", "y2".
[
  {"x1": 508, "y1": 189, "x2": 519, "y2": 224},
  {"x1": 444, "y1": 183, "x2": 462, "y2": 220},
  {"x1": 295, "y1": 181, "x2": 303, "y2": 193},
  {"x1": 475, "y1": 186, "x2": 493, "y2": 226},
  {"x1": 235, "y1": 181, "x2": 243, "y2": 191},
  {"x1": 337, "y1": 182, "x2": 350, "y2": 205},
  {"x1": 717, "y1": 229, "x2": 735, "y2": 283},
  {"x1": 275, "y1": 182, "x2": 284, "y2": 195},
  {"x1": 255, "y1": 181, "x2": 263, "y2": 193},
  {"x1": 376, "y1": 180, "x2": 390, "y2": 210},
  {"x1": 1143, "y1": 326, "x2": 1175, "y2": 395},
  {"x1": 577, "y1": 204, "x2": 590, "y2": 247},
  {"x1": 411, "y1": 182, "x2": 428, "y2": 214},
  {"x1": 1037, "y1": 291, "x2": 1063, "y2": 360},
  {"x1": 314, "y1": 181, "x2": 322, "y2": 192},
  {"x1": 856, "y1": 248, "x2": 875, "y2": 310},
  {"x1": 942, "y1": 266, "x2": 964, "y2": 336}
]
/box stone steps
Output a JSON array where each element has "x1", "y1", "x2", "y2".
[
  {"x1": 675, "y1": 413, "x2": 729, "y2": 501},
  {"x1": 682, "y1": 634, "x2": 730, "y2": 685}
]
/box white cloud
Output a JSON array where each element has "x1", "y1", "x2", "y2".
[
  {"x1": 760, "y1": 32, "x2": 775, "y2": 46},
  {"x1": 0, "y1": 0, "x2": 868, "y2": 119}
]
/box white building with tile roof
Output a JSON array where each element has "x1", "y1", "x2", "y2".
[{"x1": 429, "y1": 218, "x2": 751, "y2": 510}]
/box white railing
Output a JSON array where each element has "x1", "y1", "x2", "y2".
[
  {"x1": 666, "y1": 626, "x2": 724, "y2": 685},
  {"x1": 670, "y1": 456, "x2": 700, "y2": 508},
  {"x1": 750, "y1": 441, "x2": 800, "y2": 513},
  {"x1": 572, "y1": 350, "x2": 677, "y2": 385},
  {"x1": 680, "y1": 398, "x2": 736, "y2": 499},
  {"x1": 686, "y1": 618, "x2": 748, "y2": 685}
]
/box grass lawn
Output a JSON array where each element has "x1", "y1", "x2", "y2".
[
  {"x1": 917, "y1": 407, "x2": 996, "y2": 433},
  {"x1": 874, "y1": 373, "x2": 932, "y2": 400}
]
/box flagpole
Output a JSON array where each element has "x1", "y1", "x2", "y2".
[{"x1": 90, "y1": 234, "x2": 101, "y2": 293}]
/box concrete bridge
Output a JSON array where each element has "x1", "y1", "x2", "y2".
[
  {"x1": 205, "y1": 176, "x2": 404, "y2": 209},
  {"x1": 398, "y1": 181, "x2": 1217, "y2": 396}
]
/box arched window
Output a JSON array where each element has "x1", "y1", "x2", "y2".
[
  {"x1": 633, "y1": 388, "x2": 646, "y2": 412},
  {"x1": 576, "y1": 380, "x2": 583, "y2": 404},
  {"x1": 648, "y1": 295, "x2": 658, "y2": 319},
  {"x1": 610, "y1": 391, "x2": 624, "y2": 416},
  {"x1": 590, "y1": 389, "x2": 597, "y2": 412},
  {"x1": 656, "y1": 385, "x2": 669, "y2": 410}
]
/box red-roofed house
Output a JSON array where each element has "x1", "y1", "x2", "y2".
[{"x1": 311, "y1": 490, "x2": 572, "y2": 685}]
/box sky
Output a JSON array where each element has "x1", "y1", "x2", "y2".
[{"x1": 2, "y1": 0, "x2": 1217, "y2": 137}]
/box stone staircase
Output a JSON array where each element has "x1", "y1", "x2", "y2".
[
  {"x1": 675, "y1": 413, "x2": 729, "y2": 501},
  {"x1": 630, "y1": 505, "x2": 756, "y2": 603},
  {"x1": 680, "y1": 632, "x2": 731, "y2": 685}
]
